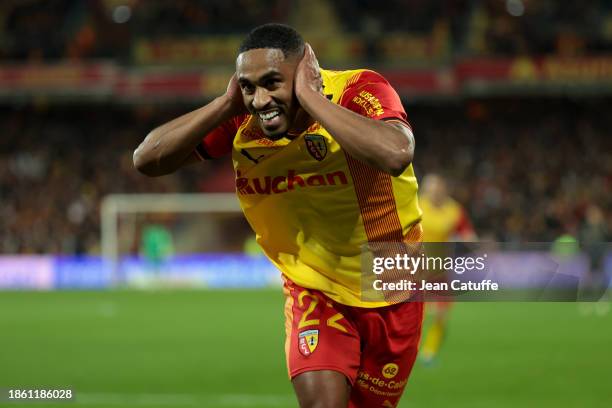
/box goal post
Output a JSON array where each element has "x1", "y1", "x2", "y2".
[{"x1": 100, "y1": 193, "x2": 277, "y2": 288}]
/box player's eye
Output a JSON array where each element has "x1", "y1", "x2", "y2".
[
  {"x1": 264, "y1": 78, "x2": 280, "y2": 89},
  {"x1": 241, "y1": 83, "x2": 255, "y2": 94}
]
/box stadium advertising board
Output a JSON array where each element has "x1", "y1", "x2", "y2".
[
  {"x1": 1, "y1": 249, "x2": 609, "y2": 298},
  {"x1": 2, "y1": 57, "x2": 612, "y2": 100},
  {"x1": 0, "y1": 254, "x2": 280, "y2": 290}
]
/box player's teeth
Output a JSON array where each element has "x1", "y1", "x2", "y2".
[{"x1": 260, "y1": 111, "x2": 279, "y2": 120}]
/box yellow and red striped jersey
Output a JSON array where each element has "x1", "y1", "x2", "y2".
[{"x1": 197, "y1": 68, "x2": 421, "y2": 307}]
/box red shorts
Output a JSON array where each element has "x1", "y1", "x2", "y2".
[{"x1": 283, "y1": 278, "x2": 424, "y2": 408}]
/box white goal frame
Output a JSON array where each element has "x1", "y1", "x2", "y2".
[{"x1": 100, "y1": 193, "x2": 241, "y2": 284}]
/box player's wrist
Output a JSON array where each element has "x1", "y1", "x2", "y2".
[{"x1": 295, "y1": 86, "x2": 325, "y2": 113}]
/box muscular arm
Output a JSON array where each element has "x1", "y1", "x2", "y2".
[
  {"x1": 133, "y1": 76, "x2": 243, "y2": 177},
  {"x1": 298, "y1": 91, "x2": 414, "y2": 176},
  {"x1": 295, "y1": 45, "x2": 414, "y2": 177}
]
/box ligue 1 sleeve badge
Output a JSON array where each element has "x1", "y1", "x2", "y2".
[
  {"x1": 298, "y1": 329, "x2": 319, "y2": 356},
  {"x1": 304, "y1": 134, "x2": 327, "y2": 161}
]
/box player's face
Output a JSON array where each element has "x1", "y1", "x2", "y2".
[
  {"x1": 236, "y1": 48, "x2": 299, "y2": 139},
  {"x1": 422, "y1": 175, "x2": 448, "y2": 204}
]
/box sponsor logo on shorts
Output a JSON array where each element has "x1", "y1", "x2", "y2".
[
  {"x1": 357, "y1": 370, "x2": 407, "y2": 397},
  {"x1": 304, "y1": 134, "x2": 327, "y2": 161},
  {"x1": 298, "y1": 329, "x2": 319, "y2": 356},
  {"x1": 382, "y1": 363, "x2": 399, "y2": 379}
]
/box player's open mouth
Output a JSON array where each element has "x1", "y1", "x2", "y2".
[{"x1": 258, "y1": 109, "x2": 283, "y2": 128}]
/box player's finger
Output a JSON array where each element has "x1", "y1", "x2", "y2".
[
  {"x1": 306, "y1": 43, "x2": 317, "y2": 61},
  {"x1": 301, "y1": 43, "x2": 311, "y2": 61}
]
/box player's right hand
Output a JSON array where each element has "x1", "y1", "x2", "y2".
[{"x1": 223, "y1": 73, "x2": 248, "y2": 117}]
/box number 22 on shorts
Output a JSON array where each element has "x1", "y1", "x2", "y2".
[{"x1": 297, "y1": 290, "x2": 348, "y2": 333}]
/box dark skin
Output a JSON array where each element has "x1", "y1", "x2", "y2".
[
  {"x1": 133, "y1": 44, "x2": 415, "y2": 407},
  {"x1": 235, "y1": 47, "x2": 311, "y2": 139},
  {"x1": 292, "y1": 370, "x2": 351, "y2": 408}
]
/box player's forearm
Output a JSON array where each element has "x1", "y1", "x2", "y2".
[
  {"x1": 133, "y1": 96, "x2": 235, "y2": 177},
  {"x1": 297, "y1": 90, "x2": 414, "y2": 176}
]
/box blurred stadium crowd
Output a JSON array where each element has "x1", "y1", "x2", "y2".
[
  {"x1": 1, "y1": 0, "x2": 611, "y2": 254},
  {"x1": 1, "y1": 0, "x2": 612, "y2": 61},
  {"x1": 0, "y1": 0, "x2": 290, "y2": 61},
  {"x1": 1, "y1": 99, "x2": 610, "y2": 254}
]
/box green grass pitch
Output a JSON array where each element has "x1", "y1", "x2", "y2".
[{"x1": 0, "y1": 290, "x2": 610, "y2": 407}]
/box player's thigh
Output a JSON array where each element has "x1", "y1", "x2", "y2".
[
  {"x1": 292, "y1": 370, "x2": 351, "y2": 408},
  {"x1": 350, "y1": 301, "x2": 424, "y2": 408}
]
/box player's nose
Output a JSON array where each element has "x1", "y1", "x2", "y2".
[{"x1": 252, "y1": 87, "x2": 272, "y2": 111}]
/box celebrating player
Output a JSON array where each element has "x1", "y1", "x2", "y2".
[{"x1": 134, "y1": 24, "x2": 422, "y2": 408}]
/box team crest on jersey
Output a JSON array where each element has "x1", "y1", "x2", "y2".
[
  {"x1": 304, "y1": 134, "x2": 327, "y2": 161},
  {"x1": 298, "y1": 329, "x2": 319, "y2": 356}
]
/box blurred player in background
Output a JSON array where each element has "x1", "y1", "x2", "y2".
[
  {"x1": 138, "y1": 215, "x2": 175, "y2": 285},
  {"x1": 134, "y1": 24, "x2": 423, "y2": 408},
  {"x1": 419, "y1": 173, "x2": 476, "y2": 364}
]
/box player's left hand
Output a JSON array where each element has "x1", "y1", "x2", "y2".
[{"x1": 294, "y1": 43, "x2": 323, "y2": 101}]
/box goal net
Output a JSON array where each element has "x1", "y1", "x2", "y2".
[{"x1": 100, "y1": 193, "x2": 280, "y2": 288}]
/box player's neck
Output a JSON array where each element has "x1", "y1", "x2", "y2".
[{"x1": 286, "y1": 109, "x2": 315, "y2": 139}]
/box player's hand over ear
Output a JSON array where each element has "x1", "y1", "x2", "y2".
[
  {"x1": 223, "y1": 73, "x2": 248, "y2": 117},
  {"x1": 294, "y1": 43, "x2": 323, "y2": 102}
]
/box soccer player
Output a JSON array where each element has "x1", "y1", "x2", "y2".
[
  {"x1": 134, "y1": 24, "x2": 422, "y2": 408},
  {"x1": 419, "y1": 174, "x2": 476, "y2": 364}
]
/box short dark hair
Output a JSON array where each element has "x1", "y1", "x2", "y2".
[{"x1": 239, "y1": 24, "x2": 305, "y2": 59}]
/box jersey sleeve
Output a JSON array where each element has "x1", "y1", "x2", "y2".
[
  {"x1": 454, "y1": 207, "x2": 476, "y2": 239},
  {"x1": 339, "y1": 70, "x2": 411, "y2": 128},
  {"x1": 194, "y1": 115, "x2": 245, "y2": 160}
]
